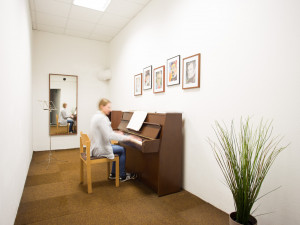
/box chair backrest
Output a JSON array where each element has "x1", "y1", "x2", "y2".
[{"x1": 80, "y1": 132, "x2": 91, "y2": 159}]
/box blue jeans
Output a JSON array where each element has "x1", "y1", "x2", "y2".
[
  {"x1": 111, "y1": 145, "x2": 126, "y2": 179},
  {"x1": 67, "y1": 119, "x2": 73, "y2": 132}
]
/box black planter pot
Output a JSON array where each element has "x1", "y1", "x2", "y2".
[{"x1": 229, "y1": 212, "x2": 257, "y2": 225}]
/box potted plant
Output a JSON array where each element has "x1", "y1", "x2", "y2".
[{"x1": 209, "y1": 118, "x2": 287, "y2": 225}]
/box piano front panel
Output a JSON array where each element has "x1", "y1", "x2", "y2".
[
  {"x1": 142, "y1": 139, "x2": 160, "y2": 153},
  {"x1": 123, "y1": 145, "x2": 159, "y2": 193}
]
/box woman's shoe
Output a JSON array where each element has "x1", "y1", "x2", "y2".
[
  {"x1": 109, "y1": 173, "x2": 137, "y2": 181},
  {"x1": 121, "y1": 173, "x2": 137, "y2": 182},
  {"x1": 108, "y1": 174, "x2": 116, "y2": 180}
]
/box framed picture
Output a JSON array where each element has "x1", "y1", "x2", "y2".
[
  {"x1": 167, "y1": 55, "x2": 180, "y2": 86},
  {"x1": 153, "y1": 65, "x2": 165, "y2": 93},
  {"x1": 134, "y1": 73, "x2": 142, "y2": 96},
  {"x1": 143, "y1": 65, "x2": 152, "y2": 90},
  {"x1": 182, "y1": 53, "x2": 201, "y2": 89}
]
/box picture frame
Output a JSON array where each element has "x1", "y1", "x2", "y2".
[
  {"x1": 167, "y1": 55, "x2": 180, "y2": 86},
  {"x1": 182, "y1": 53, "x2": 201, "y2": 89},
  {"x1": 153, "y1": 65, "x2": 165, "y2": 93},
  {"x1": 134, "y1": 73, "x2": 142, "y2": 96},
  {"x1": 143, "y1": 65, "x2": 152, "y2": 90}
]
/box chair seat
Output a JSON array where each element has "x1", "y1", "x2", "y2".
[{"x1": 80, "y1": 152, "x2": 117, "y2": 161}]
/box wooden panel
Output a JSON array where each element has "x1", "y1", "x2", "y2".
[
  {"x1": 139, "y1": 123, "x2": 161, "y2": 139},
  {"x1": 142, "y1": 153, "x2": 159, "y2": 192},
  {"x1": 123, "y1": 145, "x2": 144, "y2": 175},
  {"x1": 158, "y1": 113, "x2": 183, "y2": 196},
  {"x1": 145, "y1": 113, "x2": 166, "y2": 127},
  {"x1": 123, "y1": 144, "x2": 159, "y2": 193},
  {"x1": 122, "y1": 112, "x2": 133, "y2": 120},
  {"x1": 118, "y1": 120, "x2": 128, "y2": 131},
  {"x1": 142, "y1": 139, "x2": 160, "y2": 153},
  {"x1": 110, "y1": 111, "x2": 122, "y2": 130},
  {"x1": 118, "y1": 120, "x2": 161, "y2": 140}
]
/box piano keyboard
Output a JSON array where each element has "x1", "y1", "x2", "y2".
[{"x1": 131, "y1": 138, "x2": 142, "y2": 146}]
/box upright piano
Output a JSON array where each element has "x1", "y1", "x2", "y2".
[{"x1": 110, "y1": 111, "x2": 183, "y2": 196}]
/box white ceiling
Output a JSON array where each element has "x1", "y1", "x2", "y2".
[{"x1": 29, "y1": 0, "x2": 151, "y2": 42}]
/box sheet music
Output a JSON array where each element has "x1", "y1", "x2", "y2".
[
  {"x1": 126, "y1": 111, "x2": 147, "y2": 131},
  {"x1": 38, "y1": 100, "x2": 57, "y2": 111}
]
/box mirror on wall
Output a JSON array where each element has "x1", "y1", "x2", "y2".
[{"x1": 49, "y1": 74, "x2": 78, "y2": 135}]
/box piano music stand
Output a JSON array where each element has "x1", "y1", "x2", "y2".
[{"x1": 38, "y1": 100, "x2": 67, "y2": 169}]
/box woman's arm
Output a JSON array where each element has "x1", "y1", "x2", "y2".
[{"x1": 98, "y1": 117, "x2": 128, "y2": 142}]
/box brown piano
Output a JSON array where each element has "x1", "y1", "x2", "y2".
[{"x1": 110, "y1": 111, "x2": 183, "y2": 196}]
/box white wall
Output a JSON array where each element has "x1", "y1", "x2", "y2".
[
  {"x1": 109, "y1": 0, "x2": 300, "y2": 224},
  {"x1": 0, "y1": 0, "x2": 33, "y2": 225},
  {"x1": 32, "y1": 31, "x2": 110, "y2": 150}
]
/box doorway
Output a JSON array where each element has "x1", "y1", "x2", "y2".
[{"x1": 50, "y1": 89, "x2": 61, "y2": 125}]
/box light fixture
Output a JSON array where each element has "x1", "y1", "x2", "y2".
[{"x1": 73, "y1": 0, "x2": 111, "y2": 12}]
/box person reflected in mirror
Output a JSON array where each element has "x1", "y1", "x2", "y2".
[
  {"x1": 58, "y1": 102, "x2": 74, "y2": 133},
  {"x1": 90, "y1": 98, "x2": 137, "y2": 182}
]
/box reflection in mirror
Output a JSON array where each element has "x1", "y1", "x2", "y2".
[{"x1": 49, "y1": 74, "x2": 78, "y2": 135}]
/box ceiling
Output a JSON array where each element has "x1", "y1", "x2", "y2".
[{"x1": 29, "y1": 0, "x2": 151, "y2": 42}]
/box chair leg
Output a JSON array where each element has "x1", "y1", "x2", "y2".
[
  {"x1": 115, "y1": 156, "x2": 119, "y2": 187},
  {"x1": 86, "y1": 164, "x2": 92, "y2": 193},
  {"x1": 107, "y1": 161, "x2": 111, "y2": 179},
  {"x1": 80, "y1": 160, "x2": 84, "y2": 184}
]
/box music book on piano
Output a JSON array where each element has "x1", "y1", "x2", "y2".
[{"x1": 126, "y1": 111, "x2": 147, "y2": 131}]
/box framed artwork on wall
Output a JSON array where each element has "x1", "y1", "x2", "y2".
[
  {"x1": 134, "y1": 73, "x2": 142, "y2": 96},
  {"x1": 167, "y1": 55, "x2": 180, "y2": 86},
  {"x1": 143, "y1": 65, "x2": 152, "y2": 90},
  {"x1": 153, "y1": 65, "x2": 165, "y2": 93},
  {"x1": 182, "y1": 53, "x2": 201, "y2": 89}
]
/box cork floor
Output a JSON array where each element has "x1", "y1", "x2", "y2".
[{"x1": 15, "y1": 149, "x2": 228, "y2": 225}]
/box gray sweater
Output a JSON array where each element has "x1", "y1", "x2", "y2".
[{"x1": 90, "y1": 111, "x2": 126, "y2": 159}]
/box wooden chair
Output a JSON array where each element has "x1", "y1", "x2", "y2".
[
  {"x1": 56, "y1": 114, "x2": 69, "y2": 134},
  {"x1": 80, "y1": 132, "x2": 119, "y2": 194}
]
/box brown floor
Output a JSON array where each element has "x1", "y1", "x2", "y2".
[
  {"x1": 49, "y1": 126, "x2": 77, "y2": 135},
  {"x1": 15, "y1": 149, "x2": 228, "y2": 225}
]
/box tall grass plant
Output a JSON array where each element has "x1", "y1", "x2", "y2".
[{"x1": 209, "y1": 118, "x2": 287, "y2": 224}]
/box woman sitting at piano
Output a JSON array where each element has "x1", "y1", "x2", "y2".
[
  {"x1": 90, "y1": 98, "x2": 136, "y2": 182},
  {"x1": 59, "y1": 102, "x2": 74, "y2": 133}
]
